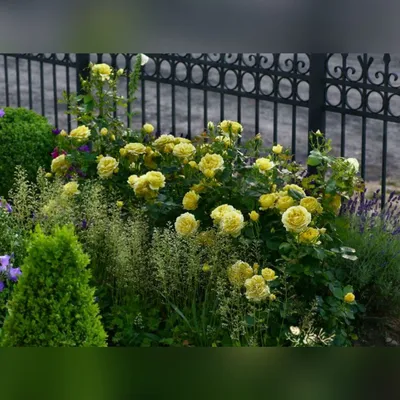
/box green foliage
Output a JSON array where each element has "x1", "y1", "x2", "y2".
[
  {"x1": 0, "y1": 107, "x2": 55, "y2": 196},
  {"x1": 333, "y1": 215, "x2": 400, "y2": 317},
  {"x1": 0, "y1": 225, "x2": 107, "y2": 347}
]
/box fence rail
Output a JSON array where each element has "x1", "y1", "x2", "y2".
[{"x1": 1, "y1": 53, "x2": 400, "y2": 205}]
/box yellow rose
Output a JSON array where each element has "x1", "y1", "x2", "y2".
[
  {"x1": 219, "y1": 120, "x2": 242, "y2": 135},
  {"x1": 244, "y1": 275, "x2": 270, "y2": 302},
  {"x1": 124, "y1": 142, "x2": 147, "y2": 157},
  {"x1": 69, "y1": 125, "x2": 91, "y2": 142},
  {"x1": 153, "y1": 134, "x2": 176, "y2": 150},
  {"x1": 283, "y1": 184, "x2": 306, "y2": 197},
  {"x1": 143, "y1": 123, "x2": 155, "y2": 134},
  {"x1": 144, "y1": 171, "x2": 166, "y2": 190},
  {"x1": 255, "y1": 158, "x2": 275, "y2": 174},
  {"x1": 51, "y1": 154, "x2": 69, "y2": 176},
  {"x1": 253, "y1": 263, "x2": 260, "y2": 274},
  {"x1": 272, "y1": 144, "x2": 283, "y2": 154},
  {"x1": 117, "y1": 68, "x2": 124, "y2": 76},
  {"x1": 261, "y1": 268, "x2": 277, "y2": 282},
  {"x1": 164, "y1": 143, "x2": 175, "y2": 153},
  {"x1": 110, "y1": 134, "x2": 116, "y2": 141},
  {"x1": 210, "y1": 204, "x2": 236, "y2": 225},
  {"x1": 116, "y1": 201, "x2": 124, "y2": 208},
  {"x1": 174, "y1": 137, "x2": 192, "y2": 144},
  {"x1": 219, "y1": 210, "x2": 245, "y2": 237},
  {"x1": 175, "y1": 213, "x2": 200, "y2": 236},
  {"x1": 259, "y1": 194, "x2": 278, "y2": 210},
  {"x1": 173, "y1": 142, "x2": 196, "y2": 159},
  {"x1": 182, "y1": 190, "x2": 200, "y2": 211},
  {"x1": 132, "y1": 175, "x2": 157, "y2": 199},
  {"x1": 188, "y1": 161, "x2": 198, "y2": 169},
  {"x1": 63, "y1": 181, "x2": 80, "y2": 196},
  {"x1": 92, "y1": 63, "x2": 112, "y2": 81},
  {"x1": 100, "y1": 127, "x2": 108, "y2": 136},
  {"x1": 249, "y1": 211, "x2": 260, "y2": 222},
  {"x1": 300, "y1": 197, "x2": 323, "y2": 214},
  {"x1": 319, "y1": 227, "x2": 327, "y2": 234},
  {"x1": 214, "y1": 135, "x2": 232, "y2": 147},
  {"x1": 299, "y1": 227, "x2": 320, "y2": 244},
  {"x1": 127, "y1": 175, "x2": 139, "y2": 188},
  {"x1": 281, "y1": 205, "x2": 312, "y2": 233},
  {"x1": 45, "y1": 172, "x2": 52, "y2": 178},
  {"x1": 269, "y1": 294, "x2": 276, "y2": 301},
  {"x1": 276, "y1": 195, "x2": 295, "y2": 212},
  {"x1": 97, "y1": 156, "x2": 119, "y2": 179},
  {"x1": 198, "y1": 153, "x2": 224, "y2": 178},
  {"x1": 120, "y1": 148, "x2": 128, "y2": 157},
  {"x1": 60, "y1": 130, "x2": 68, "y2": 137},
  {"x1": 344, "y1": 292, "x2": 355, "y2": 303},
  {"x1": 227, "y1": 261, "x2": 254, "y2": 287}
]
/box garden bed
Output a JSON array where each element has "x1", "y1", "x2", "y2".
[{"x1": 1, "y1": 58, "x2": 399, "y2": 347}]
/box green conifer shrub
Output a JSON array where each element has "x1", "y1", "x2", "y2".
[{"x1": 0, "y1": 225, "x2": 107, "y2": 347}]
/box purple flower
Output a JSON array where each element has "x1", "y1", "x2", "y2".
[
  {"x1": 81, "y1": 219, "x2": 88, "y2": 229},
  {"x1": 0, "y1": 254, "x2": 10, "y2": 271},
  {"x1": 78, "y1": 144, "x2": 90, "y2": 152},
  {"x1": 5, "y1": 203, "x2": 12, "y2": 213},
  {"x1": 52, "y1": 128, "x2": 61, "y2": 135},
  {"x1": 0, "y1": 109, "x2": 5, "y2": 118},
  {"x1": 0, "y1": 281, "x2": 4, "y2": 292},
  {"x1": 8, "y1": 267, "x2": 22, "y2": 282}
]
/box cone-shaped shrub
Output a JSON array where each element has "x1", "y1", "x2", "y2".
[{"x1": 0, "y1": 225, "x2": 107, "y2": 347}]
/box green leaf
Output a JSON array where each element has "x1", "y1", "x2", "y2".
[
  {"x1": 288, "y1": 188, "x2": 305, "y2": 200},
  {"x1": 331, "y1": 287, "x2": 343, "y2": 300}
]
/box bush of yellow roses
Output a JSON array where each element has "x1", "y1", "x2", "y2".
[{"x1": 47, "y1": 62, "x2": 367, "y2": 345}]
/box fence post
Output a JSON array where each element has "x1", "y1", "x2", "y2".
[
  {"x1": 75, "y1": 53, "x2": 91, "y2": 94},
  {"x1": 307, "y1": 54, "x2": 327, "y2": 176}
]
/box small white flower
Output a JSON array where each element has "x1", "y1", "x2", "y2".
[
  {"x1": 290, "y1": 326, "x2": 301, "y2": 336},
  {"x1": 140, "y1": 54, "x2": 149, "y2": 66}
]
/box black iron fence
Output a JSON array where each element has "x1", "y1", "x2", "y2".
[{"x1": 1, "y1": 53, "x2": 400, "y2": 204}]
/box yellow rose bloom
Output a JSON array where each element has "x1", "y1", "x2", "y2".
[
  {"x1": 63, "y1": 181, "x2": 80, "y2": 196},
  {"x1": 51, "y1": 154, "x2": 69, "y2": 176},
  {"x1": 249, "y1": 211, "x2": 260, "y2": 222},
  {"x1": 144, "y1": 171, "x2": 166, "y2": 190},
  {"x1": 120, "y1": 148, "x2": 128, "y2": 157},
  {"x1": 45, "y1": 172, "x2": 52, "y2": 178},
  {"x1": 174, "y1": 137, "x2": 192, "y2": 144},
  {"x1": 259, "y1": 193, "x2": 278, "y2": 210},
  {"x1": 117, "y1": 68, "x2": 124, "y2": 76},
  {"x1": 100, "y1": 127, "x2": 108, "y2": 136},
  {"x1": 92, "y1": 63, "x2": 112, "y2": 81},
  {"x1": 255, "y1": 158, "x2": 275, "y2": 174},
  {"x1": 131, "y1": 175, "x2": 157, "y2": 199},
  {"x1": 59, "y1": 129, "x2": 68, "y2": 137},
  {"x1": 300, "y1": 197, "x2": 323, "y2": 214},
  {"x1": 123, "y1": 142, "x2": 147, "y2": 157},
  {"x1": 269, "y1": 294, "x2": 277, "y2": 301},
  {"x1": 143, "y1": 123, "x2": 154, "y2": 134},
  {"x1": 214, "y1": 135, "x2": 232, "y2": 147},
  {"x1": 244, "y1": 275, "x2": 270, "y2": 302},
  {"x1": 164, "y1": 143, "x2": 175, "y2": 153},
  {"x1": 281, "y1": 205, "x2": 312, "y2": 233},
  {"x1": 219, "y1": 210, "x2": 245, "y2": 237},
  {"x1": 261, "y1": 268, "x2": 277, "y2": 282},
  {"x1": 227, "y1": 260, "x2": 254, "y2": 287},
  {"x1": 127, "y1": 175, "x2": 139, "y2": 188},
  {"x1": 173, "y1": 142, "x2": 196, "y2": 159},
  {"x1": 220, "y1": 120, "x2": 242, "y2": 135},
  {"x1": 116, "y1": 201, "x2": 124, "y2": 208},
  {"x1": 175, "y1": 212, "x2": 200, "y2": 236},
  {"x1": 97, "y1": 156, "x2": 119, "y2": 179},
  {"x1": 153, "y1": 134, "x2": 176, "y2": 150},
  {"x1": 211, "y1": 204, "x2": 236, "y2": 225},
  {"x1": 299, "y1": 227, "x2": 320, "y2": 244},
  {"x1": 344, "y1": 292, "x2": 355, "y2": 303},
  {"x1": 198, "y1": 153, "x2": 224, "y2": 178},
  {"x1": 69, "y1": 125, "x2": 91, "y2": 142},
  {"x1": 283, "y1": 184, "x2": 306, "y2": 197},
  {"x1": 182, "y1": 190, "x2": 200, "y2": 211},
  {"x1": 272, "y1": 144, "x2": 283, "y2": 154},
  {"x1": 188, "y1": 161, "x2": 198, "y2": 169},
  {"x1": 276, "y1": 195, "x2": 295, "y2": 212}
]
